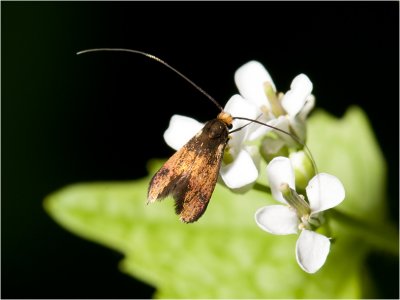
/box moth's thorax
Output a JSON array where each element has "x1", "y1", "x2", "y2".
[{"x1": 204, "y1": 119, "x2": 229, "y2": 139}]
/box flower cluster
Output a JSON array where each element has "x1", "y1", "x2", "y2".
[
  {"x1": 164, "y1": 60, "x2": 345, "y2": 273},
  {"x1": 165, "y1": 61, "x2": 314, "y2": 189}
]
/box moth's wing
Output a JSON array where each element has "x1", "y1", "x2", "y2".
[
  {"x1": 175, "y1": 140, "x2": 226, "y2": 223},
  {"x1": 148, "y1": 119, "x2": 229, "y2": 223},
  {"x1": 147, "y1": 146, "x2": 197, "y2": 203}
]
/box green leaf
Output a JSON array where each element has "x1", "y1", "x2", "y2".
[
  {"x1": 307, "y1": 106, "x2": 387, "y2": 221},
  {"x1": 307, "y1": 107, "x2": 397, "y2": 256},
  {"x1": 44, "y1": 106, "x2": 389, "y2": 298}
]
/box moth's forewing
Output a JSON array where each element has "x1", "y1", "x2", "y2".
[{"x1": 148, "y1": 118, "x2": 229, "y2": 223}]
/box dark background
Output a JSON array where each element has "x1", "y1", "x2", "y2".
[{"x1": 3, "y1": 2, "x2": 398, "y2": 299}]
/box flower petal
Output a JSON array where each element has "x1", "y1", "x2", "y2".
[
  {"x1": 306, "y1": 173, "x2": 346, "y2": 213},
  {"x1": 247, "y1": 118, "x2": 273, "y2": 141},
  {"x1": 220, "y1": 149, "x2": 258, "y2": 189},
  {"x1": 234, "y1": 61, "x2": 276, "y2": 109},
  {"x1": 296, "y1": 229, "x2": 330, "y2": 273},
  {"x1": 268, "y1": 116, "x2": 300, "y2": 148},
  {"x1": 288, "y1": 116, "x2": 307, "y2": 143},
  {"x1": 266, "y1": 157, "x2": 295, "y2": 204},
  {"x1": 163, "y1": 115, "x2": 203, "y2": 150},
  {"x1": 224, "y1": 94, "x2": 259, "y2": 149},
  {"x1": 297, "y1": 94, "x2": 315, "y2": 120},
  {"x1": 255, "y1": 205, "x2": 299, "y2": 235},
  {"x1": 224, "y1": 94, "x2": 259, "y2": 122},
  {"x1": 281, "y1": 74, "x2": 313, "y2": 116}
]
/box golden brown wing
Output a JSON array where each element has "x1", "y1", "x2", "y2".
[{"x1": 147, "y1": 118, "x2": 229, "y2": 223}]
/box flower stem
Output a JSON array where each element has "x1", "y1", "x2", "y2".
[
  {"x1": 329, "y1": 209, "x2": 399, "y2": 256},
  {"x1": 252, "y1": 182, "x2": 271, "y2": 194}
]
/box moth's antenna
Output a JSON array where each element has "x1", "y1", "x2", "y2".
[
  {"x1": 76, "y1": 48, "x2": 224, "y2": 112},
  {"x1": 233, "y1": 116, "x2": 319, "y2": 176},
  {"x1": 78, "y1": 48, "x2": 318, "y2": 176}
]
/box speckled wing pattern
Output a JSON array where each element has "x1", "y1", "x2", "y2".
[{"x1": 147, "y1": 118, "x2": 230, "y2": 223}]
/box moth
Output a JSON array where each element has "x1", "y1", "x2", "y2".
[
  {"x1": 77, "y1": 48, "x2": 313, "y2": 223},
  {"x1": 147, "y1": 111, "x2": 233, "y2": 223}
]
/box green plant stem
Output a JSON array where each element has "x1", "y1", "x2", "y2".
[
  {"x1": 329, "y1": 209, "x2": 399, "y2": 256},
  {"x1": 253, "y1": 182, "x2": 271, "y2": 193}
]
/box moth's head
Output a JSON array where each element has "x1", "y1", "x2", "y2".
[{"x1": 217, "y1": 111, "x2": 233, "y2": 129}]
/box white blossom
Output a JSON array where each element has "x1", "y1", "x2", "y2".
[
  {"x1": 235, "y1": 61, "x2": 315, "y2": 143},
  {"x1": 255, "y1": 156, "x2": 345, "y2": 273}
]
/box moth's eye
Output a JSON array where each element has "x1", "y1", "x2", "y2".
[{"x1": 227, "y1": 123, "x2": 233, "y2": 130}]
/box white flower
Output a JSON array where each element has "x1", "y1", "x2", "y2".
[
  {"x1": 255, "y1": 157, "x2": 345, "y2": 273},
  {"x1": 163, "y1": 94, "x2": 263, "y2": 189},
  {"x1": 234, "y1": 61, "x2": 315, "y2": 143}
]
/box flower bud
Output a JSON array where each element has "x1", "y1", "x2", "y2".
[
  {"x1": 289, "y1": 151, "x2": 314, "y2": 190},
  {"x1": 260, "y1": 135, "x2": 289, "y2": 163},
  {"x1": 279, "y1": 183, "x2": 311, "y2": 218}
]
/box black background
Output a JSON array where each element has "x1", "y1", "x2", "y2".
[{"x1": 3, "y1": 2, "x2": 399, "y2": 299}]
